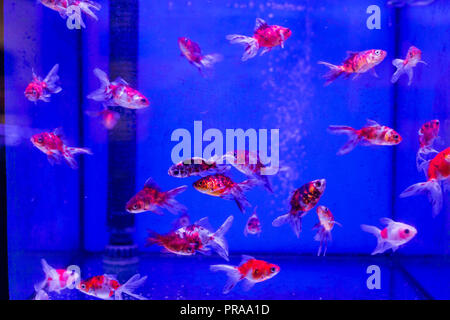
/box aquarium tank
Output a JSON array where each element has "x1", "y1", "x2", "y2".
[{"x1": 2, "y1": 0, "x2": 449, "y2": 301}]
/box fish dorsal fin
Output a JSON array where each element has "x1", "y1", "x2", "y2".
[
  {"x1": 254, "y1": 18, "x2": 268, "y2": 32},
  {"x1": 240, "y1": 255, "x2": 255, "y2": 266},
  {"x1": 104, "y1": 274, "x2": 118, "y2": 281},
  {"x1": 32, "y1": 68, "x2": 39, "y2": 80},
  {"x1": 195, "y1": 217, "x2": 214, "y2": 231},
  {"x1": 346, "y1": 51, "x2": 358, "y2": 59},
  {"x1": 366, "y1": 119, "x2": 380, "y2": 127},
  {"x1": 380, "y1": 217, "x2": 395, "y2": 226},
  {"x1": 112, "y1": 77, "x2": 129, "y2": 86},
  {"x1": 144, "y1": 177, "x2": 160, "y2": 190},
  {"x1": 53, "y1": 127, "x2": 64, "y2": 138},
  {"x1": 251, "y1": 206, "x2": 258, "y2": 218}
]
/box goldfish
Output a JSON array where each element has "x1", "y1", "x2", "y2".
[
  {"x1": 416, "y1": 119, "x2": 440, "y2": 172},
  {"x1": 318, "y1": 49, "x2": 387, "y2": 85},
  {"x1": 361, "y1": 218, "x2": 417, "y2": 255},
  {"x1": 328, "y1": 120, "x2": 402, "y2": 155},
  {"x1": 85, "y1": 108, "x2": 120, "y2": 130},
  {"x1": 272, "y1": 179, "x2": 326, "y2": 238},
  {"x1": 226, "y1": 18, "x2": 292, "y2": 61},
  {"x1": 147, "y1": 215, "x2": 234, "y2": 260},
  {"x1": 222, "y1": 150, "x2": 273, "y2": 193},
  {"x1": 210, "y1": 255, "x2": 280, "y2": 294},
  {"x1": 313, "y1": 206, "x2": 341, "y2": 256},
  {"x1": 168, "y1": 157, "x2": 228, "y2": 178},
  {"x1": 400, "y1": 147, "x2": 450, "y2": 217},
  {"x1": 38, "y1": 0, "x2": 101, "y2": 29},
  {"x1": 24, "y1": 64, "x2": 62, "y2": 103},
  {"x1": 391, "y1": 46, "x2": 426, "y2": 85},
  {"x1": 87, "y1": 68, "x2": 150, "y2": 109},
  {"x1": 244, "y1": 207, "x2": 262, "y2": 236},
  {"x1": 178, "y1": 37, "x2": 222, "y2": 74},
  {"x1": 126, "y1": 177, "x2": 187, "y2": 215},
  {"x1": 31, "y1": 128, "x2": 92, "y2": 169},
  {"x1": 34, "y1": 259, "x2": 80, "y2": 294},
  {"x1": 193, "y1": 174, "x2": 258, "y2": 213},
  {"x1": 77, "y1": 274, "x2": 147, "y2": 300}
]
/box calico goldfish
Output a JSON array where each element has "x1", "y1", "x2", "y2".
[
  {"x1": 168, "y1": 157, "x2": 228, "y2": 178},
  {"x1": 87, "y1": 68, "x2": 150, "y2": 109},
  {"x1": 400, "y1": 147, "x2": 449, "y2": 217},
  {"x1": 24, "y1": 64, "x2": 62, "y2": 103},
  {"x1": 38, "y1": 0, "x2": 101, "y2": 29},
  {"x1": 318, "y1": 49, "x2": 387, "y2": 85},
  {"x1": 147, "y1": 215, "x2": 234, "y2": 260},
  {"x1": 178, "y1": 37, "x2": 222, "y2": 74},
  {"x1": 226, "y1": 18, "x2": 291, "y2": 61},
  {"x1": 77, "y1": 274, "x2": 147, "y2": 300},
  {"x1": 126, "y1": 178, "x2": 187, "y2": 215},
  {"x1": 210, "y1": 255, "x2": 280, "y2": 294},
  {"x1": 416, "y1": 119, "x2": 440, "y2": 172},
  {"x1": 244, "y1": 207, "x2": 262, "y2": 236},
  {"x1": 391, "y1": 46, "x2": 426, "y2": 85},
  {"x1": 31, "y1": 128, "x2": 92, "y2": 169},
  {"x1": 328, "y1": 120, "x2": 402, "y2": 155},
  {"x1": 222, "y1": 150, "x2": 273, "y2": 193},
  {"x1": 34, "y1": 259, "x2": 80, "y2": 294},
  {"x1": 272, "y1": 179, "x2": 326, "y2": 238},
  {"x1": 361, "y1": 218, "x2": 417, "y2": 255},
  {"x1": 193, "y1": 174, "x2": 258, "y2": 213},
  {"x1": 313, "y1": 206, "x2": 341, "y2": 256}
]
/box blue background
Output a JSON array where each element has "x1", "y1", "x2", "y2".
[{"x1": 4, "y1": 0, "x2": 449, "y2": 299}]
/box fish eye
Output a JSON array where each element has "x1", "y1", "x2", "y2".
[
  {"x1": 270, "y1": 267, "x2": 276, "y2": 273},
  {"x1": 374, "y1": 50, "x2": 380, "y2": 55},
  {"x1": 315, "y1": 181, "x2": 321, "y2": 187},
  {"x1": 37, "y1": 137, "x2": 43, "y2": 143},
  {"x1": 173, "y1": 170, "x2": 179, "y2": 175},
  {"x1": 140, "y1": 98, "x2": 147, "y2": 103},
  {"x1": 81, "y1": 284, "x2": 86, "y2": 289},
  {"x1": 133, "y1": 204, "x2": 139, "y2": 210},
  {"x1": 404, "y1": 229, "x2": 410, "y2": 234},
  {"x1": 393, "y1": 134, "x2": 399, "y2": 139}
]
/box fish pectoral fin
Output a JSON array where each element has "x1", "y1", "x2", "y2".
[{"x1": 371, "y1": 68, "x2": 379, "y2": 78}]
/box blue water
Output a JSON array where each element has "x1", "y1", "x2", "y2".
[{"x1": 4, "y1": 0, "x2": 449, "y2": 299}]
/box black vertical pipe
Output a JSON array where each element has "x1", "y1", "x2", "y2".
[
  {"x1": 0, "y1": 0, "x2": 9, "y2": 300},
  {"x1": 104, "y1": 0, "x2": 138, "y2": 266}
]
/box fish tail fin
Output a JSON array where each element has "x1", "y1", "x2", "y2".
[
  {"x1": 253, "y1": 173, "x2": 273, "y2": 193},
  {"x1": 400, "y1": 180, "x2": 443, "y2": 217},
  {"x1": 200, "y1": 53, "x2": 223, "y2": 68},
  {"x1": 35, "y1": 259, "x2": 55, "y2": 292},
  {"x1": 313, "y1": 226, "x2": 332, "y2": 256},
  {"x1": 272, "y1": 213, "x2": 303, "y2": 238},
  {"x1": 318, "y1": 61, "x2": 345, "y2": 85},
  {"x1": 210, "y1": 264, "x2": 241, "y2": 294},
  {"x1": 226, "y1": 34, "x2": 259, "y2": 61},
  {"x1": 63, "y1": 147, "x2": 92, "y2": 169},
  {"x1": 163, "y1": 185, "x2": 188, "y2": 215},
  {"x1": 115, "y1": 274, "x2": 147, "y2": 300},
  {"x1": 145, "y1": 230, "x2": 162, "y2": 247},
  {"x1": 230, "y1": 179, "x2": 258, "y2": 213},
  {"x1": 78, "y1": 1, "x2": 101, "y2": 20},
  {"x1": 327, "y1": 125, "x2": 360, "y2": 155},
  {"x1": 87, "y1": 68, "x2": 112, "y2": 102},
  {"x1": 391, "y1": 58, "x2": 414, "y2": 85},
  {"x1": 361, "y1": 224, "x2": 389, "y2": 255},
  {"x1": 43, "y1": 64, "x2": 62, "y2": 94},
  {"x1": 210, "y1": 215, "x2": 234, "y2": 261}
]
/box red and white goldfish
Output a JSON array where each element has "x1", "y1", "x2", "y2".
[
  {"x1": 147, "y1": 215, "x2": 234, "y2": 260},
  {"x1": 85, "y1": 108, "x2": 120, "y2": 130},
  {"x1": 391, "y1": 46, "x2": 426, "y2": 85},
  {"x1": 222, "y1": 150, "x2": 273, "y2": 193},
  {"x1": 38, "y1": 0, "x2": 101, "y2": 29},
  {"x1": 226, "y1": 18, "x2": 292, "y2": 61},
  {"x1": 244, "y1": 207, "x2": 262, "y2": 236},
  {"x1": 77, "y1": 274, "x2": 147, "y2": 300},
  {"x1": 272, "y1": 179, "x2": 326, "y2": 238},
  {"x1": 168, "y1": 157, "x2": 228, "y2": 178},
  {"x1": 416, "y1": 119, "x2": 440, "y2": 172},
  {"x1": 24, "y1": 64, "x2": 62, "y2": 103},
  {"x1": 34, "y1": 259, "x2": 80, "y2": 294},
  {"x1": 126, "y1": 177, "x2": 187, "y2": 215},
  {"x1": 400, "y1": 147, "x2": 449, "y2": 217},
  {"x1": 313, "y1": 206, "x2": 341, "y2": 256},
  {"x1": 87, "y1": 68, "x2": 150, "y2": 109},
  {"x1": 328, "y1": 120, "x2": 402, "y2": 155},
  {"x1": 31, "y1": 128, "x2": 92, "y2": 169},
  {"x1": 361, "y1": 218, "x2": 417, "y2": 255},
  {"x1": 193, "y1": 174, "x2": 258, "y2": 213},
  {"x1": 178, "y1": 37, "x2": 222, "y2": 74},
  {"x1": 318, "y1": 49, "x2": 387, "y2": 85},
  {"x1": 210, "y1": 255, "x2": 280, "y2": 294}
]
